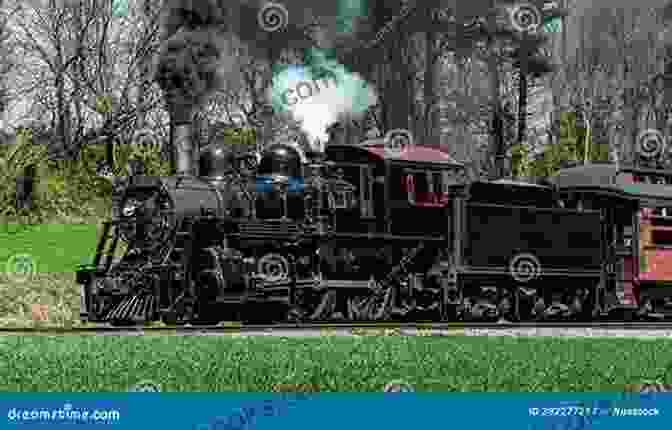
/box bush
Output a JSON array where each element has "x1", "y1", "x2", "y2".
[
  {"x1": 0, "y1": 130, "x2": 50, "y2": 226},
  {"x1": 0, "y1": 132, "x2": 169, "y2": 228}
]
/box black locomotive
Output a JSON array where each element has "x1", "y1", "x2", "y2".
[{"x1": 76, "y1": 137, "x2": 672, "y2": 324}]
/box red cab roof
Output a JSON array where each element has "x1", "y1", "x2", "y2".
[{"x1": 327, "y1": 141, "x2": 463, "y2": 166}]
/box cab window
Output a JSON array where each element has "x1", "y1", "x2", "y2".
[{"x1": 401, "y1": 169, "x2": 448, "y2": 206}]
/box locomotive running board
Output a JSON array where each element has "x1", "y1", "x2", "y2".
[
  {"x1": 457, "y1": 266, "x2": 602, "y2": 278},
  {"x1": 215, "y1": 280, "x2": 373, "y2": 304}
]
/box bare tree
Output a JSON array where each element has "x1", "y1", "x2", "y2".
[
  {"x1": 9, "y1": 0, "x2": 164, "y2": 161},
  {"x1": 554, "y1": 2, "x2": 670, "y2": 165}
]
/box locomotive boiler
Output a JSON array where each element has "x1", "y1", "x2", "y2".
[{"x1": 76, "y1": 131, "x2": 672, "y2": 325}]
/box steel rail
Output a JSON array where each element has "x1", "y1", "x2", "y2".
[{"x1": 4, "y1": 321, "x2": 672, "y2": 334}]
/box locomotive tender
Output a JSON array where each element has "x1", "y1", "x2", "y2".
[{"x1": 76, "y1": 136, "x2": 672, "y2": 324}]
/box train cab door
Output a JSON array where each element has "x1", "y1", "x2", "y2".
[
  {"x1": 390, "y1": 166, "x2": 449, "y2": 235},
  {"x1": 604, "y1": 201, "x2": 639, "y2": 311}
]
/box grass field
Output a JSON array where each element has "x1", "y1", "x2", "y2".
[
  {"x1": 0, "y1": 223, "x2": 100, "y2": 272},
  {"x1": 1, "y1": 335, "x2": 671, "y2": 392},
  {"x1": 0, "y1": 221, "x2": 105, "y2": 328}
]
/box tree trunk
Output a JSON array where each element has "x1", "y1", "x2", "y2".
[
  {"x1": 517, "y1": 70, "x2": 528, "y2": 146},
  {"x1": 386, "y1": 33, "x2": 411, "y2": 131},
  {"x1": 489, "y1": 45, "x2": 503, "y2": 179},
  {"x1": 15, "y1": 165, "x2": 35, "y2": 211},
  {"x1": 424, "y1": 29, "x2": 440, "y2": 147},
  {"x1": 56, "y1": 75, "x2": 71, "y2": 159}
]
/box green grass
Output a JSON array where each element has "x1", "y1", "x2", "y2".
[
  {"x1": 1, "y1": 335, "x2": 671, "y2": 392},
  {"x1": 0, "y1": 223, "x2": 100, "y2": 272},
  {"x1": 0, "y1": 218, "x2": 111, "y2": 328}
]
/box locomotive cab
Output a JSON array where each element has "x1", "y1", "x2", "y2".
[{"x1": 255, "y1": 143, "x2": 306, "y2": 219}]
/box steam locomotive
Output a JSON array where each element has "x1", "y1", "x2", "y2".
[{"x1": 76, "y1": 134, "x2": 672, "y2": 325}]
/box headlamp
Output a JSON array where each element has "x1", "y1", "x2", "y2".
[{"x1": 122, "y1": 199, "x2": 140, "y2": 217}]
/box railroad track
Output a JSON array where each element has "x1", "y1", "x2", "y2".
[{"x1": 5, "y1": 321, "x2": 672, "y2": 335}]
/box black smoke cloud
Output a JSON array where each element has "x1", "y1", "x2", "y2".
[
  {"x1": 154, "y1": 28, "x2": 226, "y2": 122},
  {"x1": 154, "y1": 0, "x2": 345, "y2": 123},
  {"x1": 160, "y1": 0, "x2": 226, "y2": 40},
  {"x1": 154, "y1": 1, "x2": 229, "y2": 123}
]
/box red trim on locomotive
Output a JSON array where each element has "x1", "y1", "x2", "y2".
[
  {"x1": 401, "y1": 173, "x2": 450, "y2": 207},
  {"x1": 363, "y1": 143, "x2": 460, "y2": 164}
]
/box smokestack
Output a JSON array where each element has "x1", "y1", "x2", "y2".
[
  {"x1": 174, "y1": 123, "x2": 195, "y2": 175},
  {"x1": 154, "y1": 0, "x2": 230, "y2": 175}
]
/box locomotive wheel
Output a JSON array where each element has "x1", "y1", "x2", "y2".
[
  {"x1": 636, "y1": 296, "x2": 658, "y2": 321},
  {"x1": 573, "y1": 287, "x2": 599, "y2": 321},
  {"x1": 161, "y1": 310, "x2": 177, "y2": 325},
  {"x1": 288, "y1": 288, "x2": 339, "y2": 322},
  {"x1": 516, "y1": 286, "x2": 543, "y2": 322}
]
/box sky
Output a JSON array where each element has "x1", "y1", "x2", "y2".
[{"x1": 6, "y1": 0, "x2": 672, "y2": 147}]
